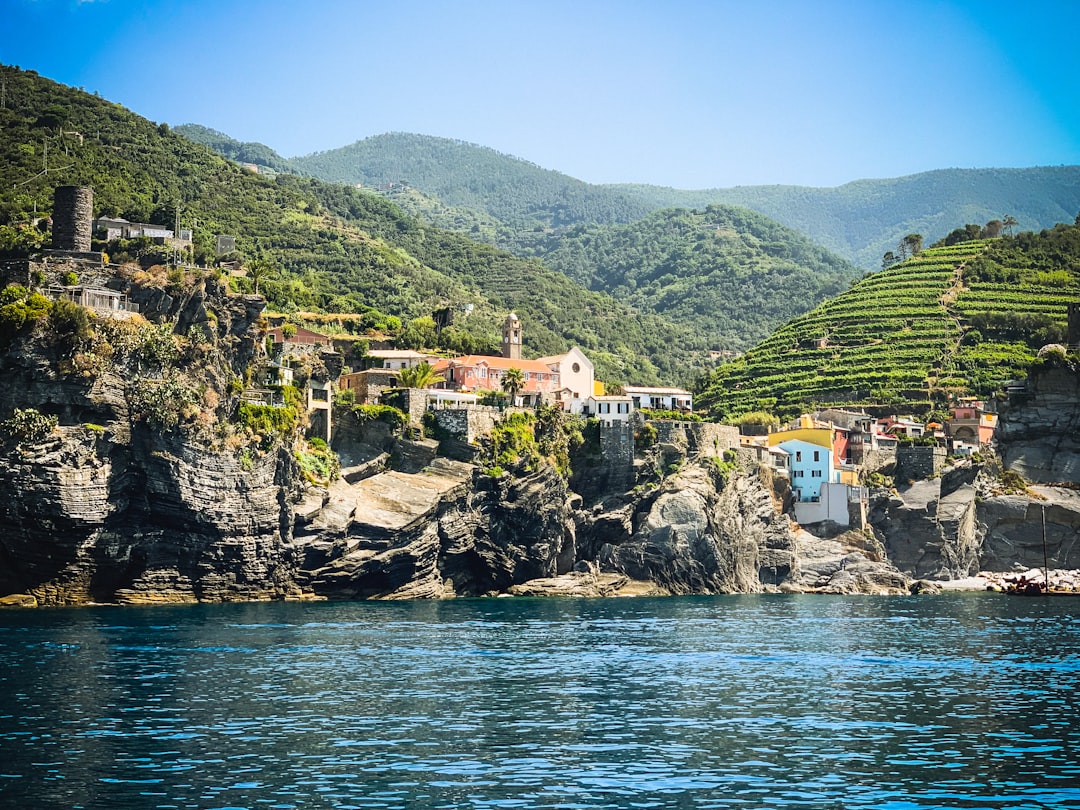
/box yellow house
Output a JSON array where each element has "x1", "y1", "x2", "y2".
[{"x1": 766, "y1": 415, "x2": 833, "y2": 450}]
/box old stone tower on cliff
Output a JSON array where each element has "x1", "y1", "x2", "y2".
[{"x1": 502, "y1": 312, "x2": 522, "y2": 360}]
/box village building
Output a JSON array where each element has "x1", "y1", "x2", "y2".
[
  {"x1": 49, "y1": 285, "x2": 138, "y2": 318},
  {"x1": 364, "y1": 349, "x2": 441, "y2": 371},
  {"x1": 946, "y1": 400, "x2": 997, "y2": 448},
  {"x1": 582, "y1": 394, "x2": 633, "y2": 426},
  {"x1": 431, "y1": 355, "x2": 561, "y2": 406},
  {"x1": 624, "y1": 385, "x2": 694, "y2": 412},
  {"x1": 338, "y1": 369, "x2": 400, "y2": 404},
  {"x1": 537, "y1": 346, "x2": 595, "y2": 413},
  {"x1": 268, "y1": 325, "x2": 332, "y2": 347}
]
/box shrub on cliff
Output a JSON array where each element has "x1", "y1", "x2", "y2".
[
  {"x1": 47, "y1": 298, "x2": 91, "y2": 356},
  {"x1": 128, "y1": 376, "x2": 198, "y2": 430},
  {"x1": 0, "y1": 285, "x2": 51, "y2": 346},
  {"x1": 237, "y1": 401, "x2": 300, "y2": 441},
  {"x1": 0, "y1": 407, "x2": 58, "y2": 445}
]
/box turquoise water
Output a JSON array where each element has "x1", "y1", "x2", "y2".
[{"x1": 1, "y1": 594, "x2": 1078, "y2": 809}]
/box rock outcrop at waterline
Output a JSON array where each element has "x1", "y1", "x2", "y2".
[{"x1": 3, "y1": 285, "x2": 1080, "y2": 605}]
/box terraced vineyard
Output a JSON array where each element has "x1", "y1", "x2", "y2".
[{"x1": 698, "y1": 233, "x2": 1080, "y2": 419}]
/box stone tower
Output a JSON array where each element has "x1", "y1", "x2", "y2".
[
  {"x1": 52, "y1": 186, "x2": 93, "y2": 252},
  {"x1": 501, "y1": 312, "x2": 522, "y2": 360}
]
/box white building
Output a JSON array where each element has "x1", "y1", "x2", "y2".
[
  {"x1": 624, "y1": 385, "x2": 693, "y2": 412},
  {"x1": 584, "y1": 394, "x2": 633, "y2": 426},
  {"x1": 538, "y1": 347, "x2": 595, "y2": 414},
  {"x1": 366, "y1": 349, "x2": 440, "y2": 371}
]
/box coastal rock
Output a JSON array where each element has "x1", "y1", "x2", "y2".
[
  {"x1": 589, "y1": 463, "x2": 793, "y2": 594},
  {"x1": 977, "y1": 487, "x2": 1080, "y2": 571},
  {"x1": 789, "y1": 529, "x2": 910, "y2": 594},
  {"x1": 997, "y1": 364, "x2": 1080, "y2": 485},
  {"x1": 867, "y1": 465, "x2": 981, "y2": 580}
]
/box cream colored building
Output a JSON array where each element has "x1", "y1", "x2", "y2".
[{"x1": 538, "y1": 347, "x2": 595, "y2": 414}]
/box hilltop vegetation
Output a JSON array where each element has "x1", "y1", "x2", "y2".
[
  {"x1": 610, "y1": 168, "x2": 1080, "y2": 269},
  {"x1": 698, "y1": 225, "x2": 1080, "y2": 420},
  {"x1": 518, "y1": 205, "x2": 862, "y2": 352},
  {"x1": 198, "y1": 130, "x2": 863, "y2": 356},
  {"x1": 0, "y1": 65, "x2": 704, "y2": 385},
  {"x1": 172, "y1": 124, "x2": 299, "y2": 175},
  {"x1": 280, "y1": 131, "x2": 1080, "y2": 271},
  {"x1": 291, "y1": 132, "x2": 652, "y2": 231}
]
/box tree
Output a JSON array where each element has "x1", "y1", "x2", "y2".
[
  {"x1": 501, "y1": 366, "x2": 525, "y2": 404},
  {"x1": 246, "y1": 257, "x2": 277, "y2": 296},
  {"x1": 901, "y1": 233, "x2": 923, "y2": 257},
  {"x1": 882, "y1": 251, "x2": 897, "y2": 270},
  {"x1": 982, "y1": 220, "x2": 1003, "y2": 239},
  {"x1": 398, "y1": 361, "x2": 441, "y2": 389},
  {"x1": 1002, "y1": 214, "x2": 1018, "y2": 236}
]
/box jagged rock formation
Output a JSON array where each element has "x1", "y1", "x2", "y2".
[
  {"x1": 997, "y1": 362, "x2": 1080, "y2": 484},
  {"x1": 4, "y1": 294, "x2": 1080, "y2": 605}
]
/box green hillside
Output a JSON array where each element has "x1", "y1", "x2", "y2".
[
  {"x1": 290, "y1": 132, "x2": 652, "y2": 230},
  {"x1": 518, "y1": 205, "x2": 863, "y2": 352},
  {"x1": 609, "y1": 168, "x2": 1080, "y2": 268},
  {"x1": 697, "y1": 227, "x2": 1080, "y2": 420},
  {"x1": 259, "y1": 131, "x2": 864, "y2": 354},
  {"x1": 0, "y1": 65, "x2": 703, "y2": 385},
  {"x1": 285, "y1": 131, "x2": 1080, "y2": 271},
  {"x1": 172, "y1": 124, "x2": 299, "y2": 175}
]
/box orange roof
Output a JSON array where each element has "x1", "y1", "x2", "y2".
[{"x1": 442, "y1": 355, "x2": 555, "y2": 374}]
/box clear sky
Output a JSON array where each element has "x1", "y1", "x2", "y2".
[{"x1": 3, "y1": 0, "x2": 1078, "y2": 189}]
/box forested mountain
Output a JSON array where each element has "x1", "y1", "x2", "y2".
[
  {"x1": 517, "y1": 205, "x2": 862, "y2": 352},
  {"x1": 0, "y1": 66, "x2": 704, "y2": 385},
  {"x1": 283, "y1": 131, "x2": 1080, "y2": 271},
  {"x1": 697, "y1": 225, "x2": 1080, "y2": 420},
  {"x1": 609, "y1": 168, "x2": 1080, "y2": 269},
  {"x1": 173, "y1": 124, "x2": 299, "y2": 175},
  {"x1": 290, "y1": 132, "x2": 654, "y2": 230},
  {"x1": 218, "y1": 131, "x2": 864, "y2": 354}
]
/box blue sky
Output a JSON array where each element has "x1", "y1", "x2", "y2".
[{"x1": 3, "y1": 0, "x2": 1078, "y2": 188}]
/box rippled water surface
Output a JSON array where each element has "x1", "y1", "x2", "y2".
[{"x1": 2, "y1": 594, "x2": 1079, "y2": 809}]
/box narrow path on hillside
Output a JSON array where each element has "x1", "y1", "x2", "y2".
[{"x1": 927, "y1": 253, "x2": 980, "y2": 395}]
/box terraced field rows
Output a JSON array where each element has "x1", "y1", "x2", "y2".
[{"x1": 699, "y1": 245, "x2": 984, "y2": 417}]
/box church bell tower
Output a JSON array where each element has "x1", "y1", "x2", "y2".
[{"x1": 502, "y1": 312, "x2": 522, "y2": 359}]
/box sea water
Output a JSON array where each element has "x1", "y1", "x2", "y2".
[{"x1": 1, "y1": 594, "x2": 1078, "y2": 809}]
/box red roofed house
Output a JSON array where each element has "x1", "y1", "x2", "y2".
[
  {"x1": 431, "y1": 355, "x2": 561, "y2": 406},
  {"x1": 267, "y1": 325, "x2": 332, "y2": 347}
]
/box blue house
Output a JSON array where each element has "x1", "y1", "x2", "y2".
[{"x1": 777, "y1": 439, "x2": 838, "y2": 502}]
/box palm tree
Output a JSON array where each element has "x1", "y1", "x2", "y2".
[
  {"x1": 246, "y1": 257, "x2": 277, "y2": 296},
  {"x1": 398, "y1": 361, "x2": 441, "y2": 389},
  {"x1": 501, "y1": 366, "x2": 525, "y2": 405}
]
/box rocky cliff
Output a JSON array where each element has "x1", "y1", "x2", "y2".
[{"x1": 3, "y1": 287, "x2": 1079, "y2": 606}]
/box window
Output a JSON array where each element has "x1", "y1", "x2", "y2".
[
  {"x1": 796, "y1": 451, "x2": 802, "y2": 462},
  {"x1": 813, "y1": 450, "x2": 820, "y2": 462},
  {"x1": 572, "y1": 362, "x2": 581, "y2": 373},
  {"x1": 811, "y1": 470, "x2": 821, "y2": 478},
  {"x1": 478, "y1": 367, "x2": 487, "y2": 378}
]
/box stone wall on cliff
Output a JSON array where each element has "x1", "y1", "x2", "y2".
[{"x1": 997, "y1": 362, "x2": 1080, "y2": 484}]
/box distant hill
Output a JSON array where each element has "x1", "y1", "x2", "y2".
[
  {"x1": 285, "y1": 132, "x2": 1080, "y2": 270},
  {"x1": 697, "y1": 226, "x2": 1080, "y2": 420},
  {"x1": 173, "y1": 124, "x2": 299, "y2": 175},
  {"x1": 0, "y1": 66, "x2": 703, "y2": 385},
  {"x1": 608, "y1": 168, "x2": 1080, "y2": 269},
  {"x1": 290, "y1": 132, "x2": 654, "y2": 230},
  {"x1": 190, "y1": 128, "x2": 866, "y2": 358},
  {"x1": 518, "y1": 205, "x2": 863, "y2": 352}
]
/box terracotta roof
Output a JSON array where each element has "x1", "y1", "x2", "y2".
[{"x1": 442, "y1": 355, "x2": 554, "y2": 374}]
